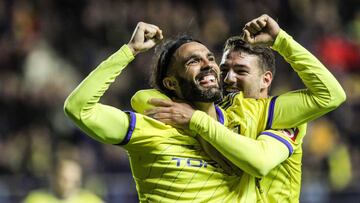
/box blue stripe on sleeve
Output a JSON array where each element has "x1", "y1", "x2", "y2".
[
  {"x1": 118, "y1": 111, "x2": 136, "y2": 145},
  {"x1": 261, "y1": 131, "x2": 294, "y2": 157},
  {"x1": 265, "y1": 96, "x2": 278, "y2": 130},
  {"x1": 215, "y1": 105, "x2": 224, "y2": 125}
]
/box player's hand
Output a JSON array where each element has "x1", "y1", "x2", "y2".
[
  {"x1": 127, "y1": 22, "x2": 163, "y2": 56},
  {"x1": 144, "y1": 98, "x2": 195, "y2": 129},
  {"x1": 243, "y1": 14, "x2": 280, "y2": 46}
]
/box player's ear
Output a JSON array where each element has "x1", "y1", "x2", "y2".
[
  {"x1": 261, "y1": 70, "x2": 272, "y2": 89},
  {"x1": 163, "y1": 76, "x2": 178, "y2": 91}
]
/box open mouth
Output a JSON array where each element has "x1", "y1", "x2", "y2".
[{"x1": 196, "y1": 72, "x2": 218, "y2": 87}]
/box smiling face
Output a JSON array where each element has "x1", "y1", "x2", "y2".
[
  {"x1": 220, "y1": 49, "x2": 271, "y2": 99},
  {"x1": 164, "y1": 41, "x2": 222, "y2": 102}
]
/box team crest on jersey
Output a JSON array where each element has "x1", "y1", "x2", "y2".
[{"x1": 281, "y1": 128, "x2": 299, "y2": 142}]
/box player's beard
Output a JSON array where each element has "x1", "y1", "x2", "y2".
[{"x1": 176, "y1": 75, "x2": 223, "y2": 103}]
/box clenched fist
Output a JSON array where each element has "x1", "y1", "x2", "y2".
[
  {"x1": 127, "y1": 22, "x2": 163, "y2": 55},
  {"x1": 243, "y1": 14, "x2": 280, "y2": 46}
]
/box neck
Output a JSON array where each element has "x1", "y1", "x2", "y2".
[
  {"x1": 258, "y1": 89, "x2": 269, "y2": 99},
  {"x1": 193, "y1": 102, "x2": 217, "y2": 119}
]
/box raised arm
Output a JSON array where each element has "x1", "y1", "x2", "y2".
[
  {"x1": 190, "y1": 15, "x2": 345, "y2": 174},
  {"x1": 245, "y1": 15, "x2": 346, "y2": 128},
  {"x1": 64, "y1": 22, "x2": 163, "y2": 144}
]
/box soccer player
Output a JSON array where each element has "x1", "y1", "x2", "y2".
[
  {"x1": 133, "y1": 14, "x2": 346, "y2": 202},
  {"x1": 64, "y1": 22, "x2": 248, "y2": 202},
  {"x1": 217, "y1": 21, "x2": 306, "y2": 202},
  {"x1": 65, "y1": 16, "x2": 345, "y2": 202},
  {"x1": 23, "y1": 159, "x2": 104, "y2": 203}
]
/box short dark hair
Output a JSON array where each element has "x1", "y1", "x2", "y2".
[
  {"x1": 150, "y1": 35, "x2": 201, "y2": 97},
  {"x1": 223, "y1": 36, "x2": 275, "y2": 76}
]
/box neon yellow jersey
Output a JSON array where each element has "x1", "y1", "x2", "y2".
[
  {"x1": 227, "y1": 94, "x2": 306, "y2": 202},
  {"x1": 23, "y1": 190, "x2": 104, "y2": 203},
  {"x1": 130, "y1": 30, "x2": 345, "y2": 203},
  {"x1": 219, "y1": 93, "x2": 306, "y2": 202},
  {"x1": 258, "y1": 126, "x2": 306, "y2": 203},
  {"x1": 121, "y1": 108, "x2": 252, "y2": 202},
  {"x1": 219, "y1": 92, "x2": 271, "y2": 135}
]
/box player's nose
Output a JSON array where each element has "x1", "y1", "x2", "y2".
[{"x1": 224, "y1": 69, "x2": 236, "y2": 84}]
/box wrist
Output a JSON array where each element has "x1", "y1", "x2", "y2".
[{"x1": 127, "y1": 44, "x2": 139, "y2": 56}]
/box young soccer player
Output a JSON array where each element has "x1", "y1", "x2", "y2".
[{"x1": 132, "y1": 14, "x2": 346, "y2": 202}]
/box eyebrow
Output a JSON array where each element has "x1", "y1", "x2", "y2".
[
  {"x1": 184, "y1": 51, "x2": 215, "y2": 62},
  {"x1": 207, "y1": 52, "x2": 215, "y2": 58},
  {"x1": 220, "y1": 63, "x2": 250, "y2": 70},
  {"x1": 233, "y1": 64, "x2": 250, "y2": 69},
  {"x1": 183, "y1": 54, "x2": 198, "y2": 62}
]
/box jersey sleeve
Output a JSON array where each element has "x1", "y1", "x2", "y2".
[
  {"x1": 226, "y1": 30, "x2": 346, "y2": 130},
  {"x1": 258, "y1": 123, "x2": 306, "y2": 156},
  {"x1": 64, "y1": 45, "x2": 135, "y2": 144},
  {"x1": 268, "y1": 30, "x2": 346, "y2": 129},
  {"x1": 116, "y1": 110, "x2": 170, "y2": 150},
  {"x1": 189, "y1": 110, "x2": 304, "y2": 178}
]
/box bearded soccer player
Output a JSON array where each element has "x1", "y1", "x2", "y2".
[
  {"x1": 65, "y1": 15, "x2": 345, "y2": 202},
  {"x1": 65, "y1": 22, "x2": 249, "y2": 202},
  {"x1": 132, "y1": 15, "x2": 346, "y2": 202}
]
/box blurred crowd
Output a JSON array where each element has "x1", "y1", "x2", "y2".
[{"x1": 0, "y1": 0, "x2": 359, "y2": 202}]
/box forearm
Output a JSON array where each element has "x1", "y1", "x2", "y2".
[
  {"x1": 64, "y1": 45, "x2": 134, "y2": 144},
  {"x1": 190, "y1": 111, "x2": 289, "y2": 177},
  {"x1": 270, "y1": 30, "x2": 346, "y2": 128}
]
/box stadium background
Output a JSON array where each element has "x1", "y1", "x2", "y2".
[{"x1": 0, "y1": 0, "x2": 359, "y2": 202}]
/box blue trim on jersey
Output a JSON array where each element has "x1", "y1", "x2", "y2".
[
  {"x1": 119, "y1": 111, "x2": 136, "y2": 145},
  {"x1": 261, "y1": 131, "x2": 293, "y2": 156},
  {"x1": 265, "y1": 96, "x2": 278, "y2": 130},
  {"x1": 215, "y1": 105, "x2": 224, "y2": 125}
]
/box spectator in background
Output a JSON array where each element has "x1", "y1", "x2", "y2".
[{"x1": 22, "y1": 158, "x2": 104, "y2": 203}]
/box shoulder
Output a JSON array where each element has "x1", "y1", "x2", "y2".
[
  {"x1": 23, "y1": 190, "x2": 56, "y2": 203},
  {"x1": 74, "y1": 190, "x2": 104, "y2": 203},
  {"x1": 131, "y1": 89, "x2": 170, "y2": 114},
  {"x1": 218, "y1": 92, "x2": 242, "y2": 110},
  {"x1": 120, "y1": 111, "x2": 195, "y2": 148}
]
